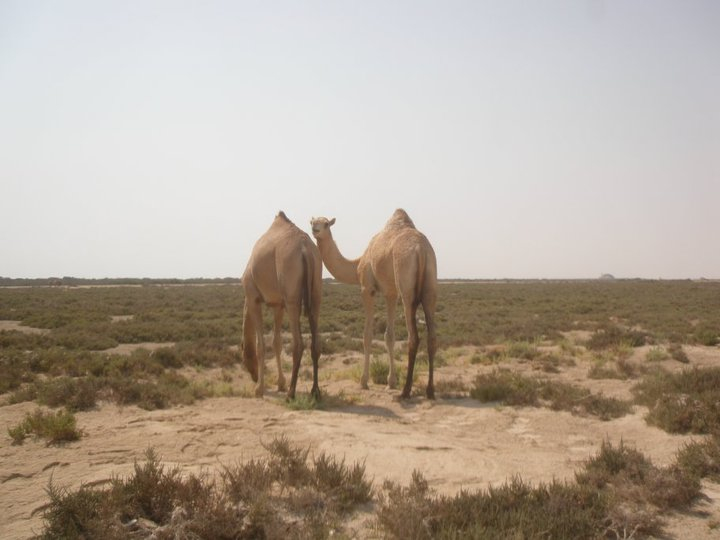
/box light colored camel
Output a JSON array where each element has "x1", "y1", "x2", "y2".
[
  {"x1": 311, "y1": 209, "x2": 437, "y2": 399},
  {"x1": 242, "y1": 211, "x2": 322, "y2": 399}
]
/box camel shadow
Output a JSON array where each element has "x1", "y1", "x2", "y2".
[{"x1": 393, "y1": 395, "x2": 496, "y2": 411}]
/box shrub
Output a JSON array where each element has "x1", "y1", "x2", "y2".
[
  {"x1": 633, "y1": 367, "x2": 720, "y2": 434},
  {"x1": 370, "y1": 358, "x2": 389, "y2": 384},
  {"x1": 668, "y1": 343, "x2": 690, "y2": 363},
  {"x1": 693, "y1": 325, "x2": 719, "y2": 346},
  {"x1": 39, "y1": 439, "x2": 373, "y2": 539},
  {"x1": 645, "y1": 346, "x2": 669, "y2": 362},
  {"x1": 377, "y1": 471, "x2": 610, "y2": 540},
  {"x1": 577, "y1": 439, "x2": 700, "y2": 512},
  {"x1": 471, "y1": 370, "x2": 631, "y2": 420},
  {"x1": 37, "y1": 376, "x2": 98, "y2": 411},
  {"x1": 312, "y1": 452, "x2": 372, "y2": 512},
  {"x1": 39, "y1": 482, "x2": 105, "y2": 540},
  {"x1": 676, "y1": 435, "x2": 720, "y2": 481},
  {"x1": 506, "y1": 341, "x2": 540, "y2": 360},
  {"x1": 9, "y1": 409, "x2": 81, "y2": 445},
  {"x1": 587, "y1": 325, "x2": 647, "y2": 350}
]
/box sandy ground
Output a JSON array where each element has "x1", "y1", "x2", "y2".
[{"x1": 1, "y1": 344, "x2": 720, "y2": 539}]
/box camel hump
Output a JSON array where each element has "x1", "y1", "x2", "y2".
[
  {"x1": 276, "y1": 210, "x2": 291, "y2": 223},
  {"x1": 387, "y1": 208, "x2": 416, "y2": 229}
]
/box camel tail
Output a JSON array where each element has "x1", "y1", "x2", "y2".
[{"x1": 242, "y1": 304, "x2": 258, "y2": 382}]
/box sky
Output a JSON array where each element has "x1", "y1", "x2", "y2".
[{"x1": 1, "y1": 1, "x2": 718, "y2": 280}]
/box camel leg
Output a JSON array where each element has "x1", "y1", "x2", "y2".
[
  {"x1": 286, "y1": 302, "x2": 304, "y2": 400},
  {"x1": 248, "y1": 301, "x2": 266, "y2": 398},
  {"x1": 272, "y1": 306, "x2": 286, "y2": 392},
  {"x1": 384, "y1": 295, "x2": 398, "y2": 389},
  {"x1": 423, "y1": 305, "x2": 437, "y2": 400},
  {"x1": 400, "y1": 298, "x2": 420, "y2": 399},
  {"x1": 360, "y1": 288, "x2": 375, "y2": 390},
  {"x1": 241, "y1": 298, "x2": 258, "y2": 383},
  {"x1": 308, "y1": 302, "x2": 321, "y2": 400}
]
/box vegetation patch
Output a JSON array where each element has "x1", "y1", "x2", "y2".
[
  {"x1": 378, "y1": 438, "x2": 704, "y2": 540},
  {"x1": 586, "y1": 325, "x2": 648, "y2": 350},
  {"x1": 668, "y1": 343, "x2": 690, "y2": 363},
  {"x1": 38, "y1": 438, "x2": 371, "y2": 539},
  {"x1": 471, "y1": 369, "x2": 632, "y2": 420},
  {"x1": 676, "y1": 435, "x2": 720, "y2": 481},
  {"x1": 632, "y1": 367, "x2": 720, "y2": 434},
  {"x1": 8, "y1": 408, "x2": 81, "y2": 445},
  {"x1": 645, "y1": 346, "x2": 670, "y2": 362}
]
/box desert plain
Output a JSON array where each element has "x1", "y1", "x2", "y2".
[{"x1": 1, "y1": 280, "x2": 719, "y2": 539}]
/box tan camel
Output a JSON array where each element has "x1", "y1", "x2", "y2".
[
  {"x1": 311, "y1": 209, "x2": 437, "y2": 399},
  {"x1": 242, "y1": 211, "x2": 322, "y2": 399}
]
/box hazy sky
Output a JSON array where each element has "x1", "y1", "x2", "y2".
[{"x1": 1, "y1": 1, "x2": 718, "y2": 279}]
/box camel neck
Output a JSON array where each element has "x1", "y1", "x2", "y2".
[{"x1": 317, "y1": 234, "x2": 360, "y2": 285}]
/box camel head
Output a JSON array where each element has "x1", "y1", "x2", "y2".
[{"x1": 310, "y1": 216, "x2": 335, "y2": 241}]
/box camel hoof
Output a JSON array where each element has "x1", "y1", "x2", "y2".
[
  {"x1": 311, "y1": 387, "x2": 321, "y2": 401},
  {"x1": 254, "y1": 386, "x2": 264, "y2": 398},
  {"x1": 360, "y1": 376, "x2": 369, "y2": 390},
  {"x1": 277, "y1": 378, "x2": 287, "y2": 392},
  {"x1": 399, "y1": 391, "x2": 411, "y2": 400},
  {"x1": 426, "y1": 387, "x2": 435, "y2": 400},
  {"x1": 387, "y1": 375, "x2": 397, "y2": 389}
]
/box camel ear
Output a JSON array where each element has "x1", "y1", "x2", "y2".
[{"x1": 329, "y1": 218, "x2": 336, "y2": 226}]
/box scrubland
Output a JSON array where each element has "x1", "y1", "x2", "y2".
[{"x1": 1, "y1": 280, "x2": 719, "y2": 538}]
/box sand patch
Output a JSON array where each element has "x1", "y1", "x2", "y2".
[
  {"x1": 0, "y1": 321, "x2": 48, "y2": 335},
  {"x1": 99, "y1": 342, "x2": 176, "y2": 355}
]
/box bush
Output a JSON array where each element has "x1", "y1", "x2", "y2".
[
  {"x1": 470, "y1": 369, "x2": 539, "y2": 406},
  {"x1": 668, "y1": 343, "x2": 690, "y2": 363},
  {"x1": 576, "y1": 440, "x2": 700, "y2": 512},
  {"x1": 633, "y1": 367, "x2": 720, "y2": 434},
  {"x1": 37, "y1": 377, "x2": 98, "y2": 411},
  {"x1": 646, "y1": 346, "x2": 670, "y2": 362},
  {"x1": 676, "y1": 435, "x2": 720, "y2": 481},
  {"x1": 471, "y1": 370, "x2": 631, "y2": 420},
  {"x1": 587, "y1": 325, "x2": 647, "y2": 350},
  {"x1": 9, "y1": 409, "x2": 81, "y2": 445},
  {"x1": 506, "y1": 341, "x2": 540, "y2": 360},
  {"x1": 377, "y1": 471, "x2": 610, "y2": 540},
  {"x1": 693, "y1": 325, "x2": 719, "y2": 346},
  {"x1": 38, "y1": 438, "x2": 372, "y2": 539}
]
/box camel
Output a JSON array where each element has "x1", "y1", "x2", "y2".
[
  {"x1": 242, "y1": 211, "x2": 322, "y2": 399},
  {"x1": 310, "y1": 209, "x2": 437, "y2": 399}
]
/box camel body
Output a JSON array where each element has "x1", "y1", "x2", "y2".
[
  {"x1": 242, "y1": 211, "x2": 322, "y2": 399},
  {"x1": 311, "y1": 209, "x2": 437, "y2": 398}
]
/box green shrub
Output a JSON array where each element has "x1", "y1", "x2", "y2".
[
  {"x1": 37, "y1": 376, "x2": 97, "y2": 411},
  {"x1": 693, "y1": 325, "x2": 719, "y2": 346},
  {"x1": 471, "y1": 369, "x2": 539, "y2": 406},
  {"x1": 471, "y1": 370, "x2": 631, "y2": 420},
  {"x1": 506, "y1": 341, "x2": 540, "y2": 360},
  {"x1": 587, "y1": 325, "x2": 647, "y2": 350},
  {"x1": 370, "y1": 358, "x2": 389, "y2": 384},
  {"x1": 9, "y1": 409, "x2": 81, "y2": 445},
  {"x1": 633, "y1": 367, "x2": 720, "y2": 434},
  {"x1": 646, "y1": 346, "x2": 669, "y2": 362}
]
